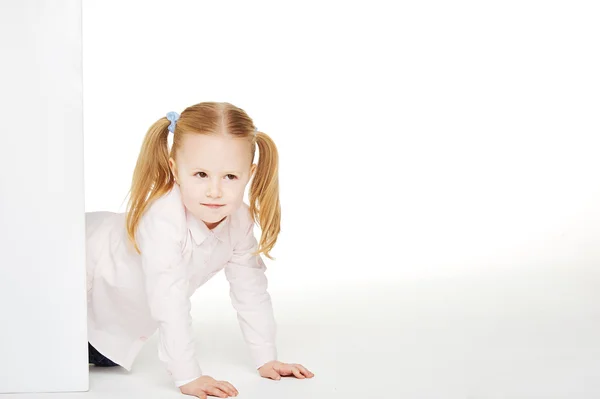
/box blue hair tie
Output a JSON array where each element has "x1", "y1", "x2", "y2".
[{"x1": 166, "y1": 111, "x2": 180, "y2": 133}]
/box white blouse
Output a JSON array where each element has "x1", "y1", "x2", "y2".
[{"x1": 85, "y1": 184, "x2": 277, "y2": 386}]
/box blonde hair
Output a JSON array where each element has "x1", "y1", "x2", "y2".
[{"x1": 125, "y1": 102, "x2": 281, "y2": 259}]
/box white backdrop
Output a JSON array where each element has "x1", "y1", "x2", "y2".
[
  {"x1": 0, "y1": 0, "x2": 88, "y2": 393},
  {"x1": 83, "y1": 1, "x2": 600, "y2": 290}
]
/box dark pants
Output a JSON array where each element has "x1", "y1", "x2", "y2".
[{"x1": 88, "y1": 342, "x2": 119, "y2": 367}]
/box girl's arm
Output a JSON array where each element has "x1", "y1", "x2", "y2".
[
  {"x1": 224, "y1": 220, "x2": 278, "y2": 371},
  {"x1": 137, "y1": 210, "x2": 202, "y2": 385}
]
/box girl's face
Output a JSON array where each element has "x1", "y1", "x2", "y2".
[{"x1": 169, "y1": 133, "x2": 256, "y2": 229}]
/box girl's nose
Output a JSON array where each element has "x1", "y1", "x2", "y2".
[{"x1": 206, "y1": 180, "x2": 222, "y2": 198}]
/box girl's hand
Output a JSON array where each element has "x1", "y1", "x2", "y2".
[
  {"x1": 258, "y1": 360, "x2": 315, "y2": 380},
  {"x1": 179, "y1": 376, "x2": 238, "y2": 398}
]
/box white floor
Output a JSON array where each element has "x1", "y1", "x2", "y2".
[{"x1": 4, "y1": 266, "x2": 600, "y2": 399}]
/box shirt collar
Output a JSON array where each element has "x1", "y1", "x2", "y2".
[{"x1": 186, "y1": 209, "x2": 230, "y2": 246}]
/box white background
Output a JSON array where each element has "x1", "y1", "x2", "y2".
[
  {"x1": 83, "y1": 1, "x2": 600, "y2": 287},
  {"x1": 0, "y1": 0, "x2": 88, "y2": 394}
]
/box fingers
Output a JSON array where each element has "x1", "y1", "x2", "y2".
[
  {"x1": 180, "y1": 376, "x2": 238, "y2": 398},
  {"x1": 290, "y1": 366, "x2": 305, "y2": 379},
  {"x1": 204, "y1": 385, "x2": 229, "y2": 398},
  {"x1": 274, "y1": 363, "x2": 299, "y2": 378},
  {"x1": 296, "y1": 364, "x2": 315, "y2": 378},
  {"x1": 273, "y1": 363, "x2": 315, "y2": 379},
  {"x1": 264, "y1": 367, "x2": 282, "y2": 380},
  {"x1": 217, "y1": 381, "x2": 238, "y2": 397}
]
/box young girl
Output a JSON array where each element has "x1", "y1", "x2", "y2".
[{"x1": 85, "y1": 102, "x2": 313, "y2": 398}]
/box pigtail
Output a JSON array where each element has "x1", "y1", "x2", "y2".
[
  {"x1": 249, "y1": 131, "x2": 281, "y2": 260},
  {"x1": 125, "y1": 117, "x2": 175, "y2": 254}
]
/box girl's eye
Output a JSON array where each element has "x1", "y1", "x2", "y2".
[
  {"x1": 226, "y1": 174, "x2": 238, "y2": 180},
  {"x1": 196, "y1": 172, "x2": 207, "y2": 178}
]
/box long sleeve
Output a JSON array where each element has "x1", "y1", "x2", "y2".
[
  {"x1": 136, "y1": 208, "x2": 202, "y2": 383},
  {"x1": 224, "y1": 221, "x2": 277, "y2": 370}
]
